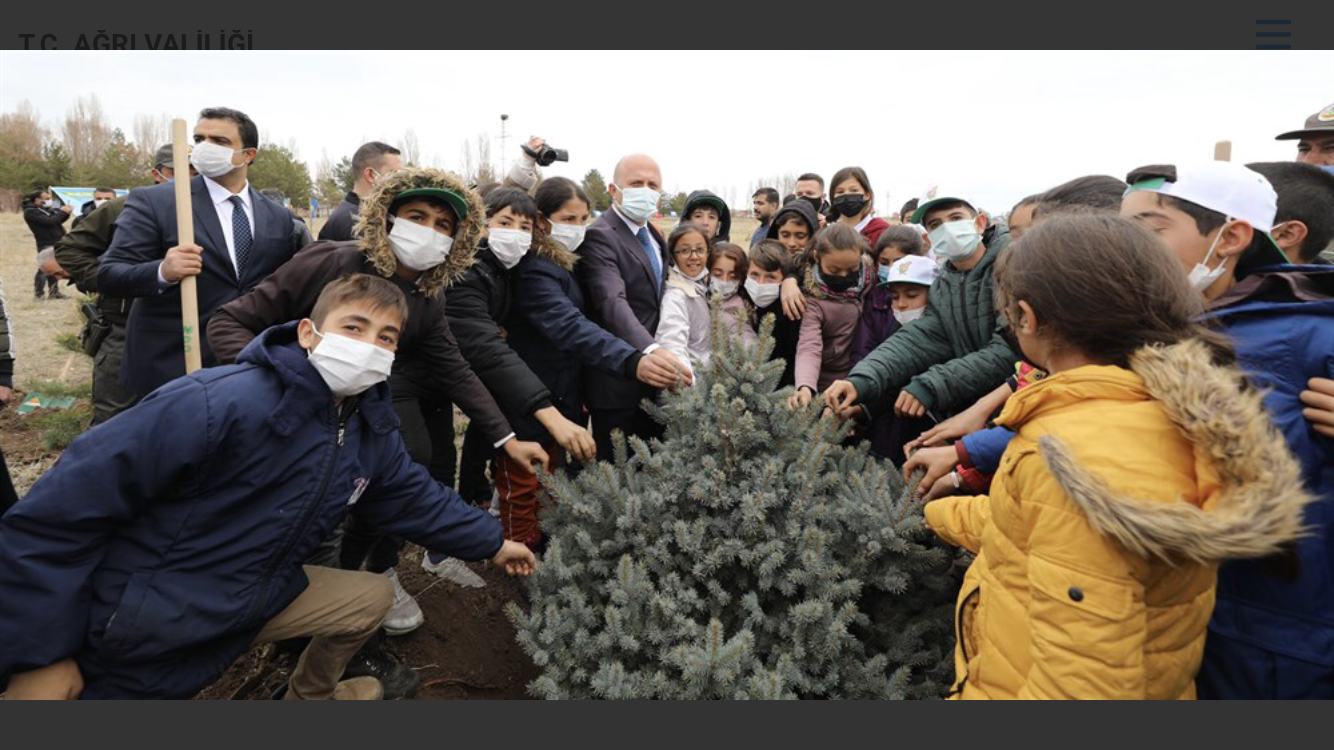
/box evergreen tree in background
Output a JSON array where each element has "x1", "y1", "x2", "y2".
[{"x1": 509, "y1": 312, "x2": 960, "y2": 699}]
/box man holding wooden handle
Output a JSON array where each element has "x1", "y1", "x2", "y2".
[{"x1": 98, "y1": 107, "x2": 297, "y2": 398}]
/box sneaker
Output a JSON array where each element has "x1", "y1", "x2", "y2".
[
  {"x1": 341, "y1": 641, "x2": 420, "y2": 699},
  {"x1": 48, "y1": 290, "x2": 68, "y2": 300},
  {"x1": 332, "y1": 676, "x2": 384, "y2": 700},
  {"x1": 382, "y1": 569, "x2": 425, "y2": 636},
  {"x1": 275, "y1": 676, "x2": 384, "y2": 700},
  {"x1": 421, "y1": 553, "x2": 486, "y2": 588}
]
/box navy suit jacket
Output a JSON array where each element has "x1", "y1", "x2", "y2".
[
  {"x1": 575, "y1": 209, "x2": 668, "y2": 411},
  {"x1": 99, "y1": 175, "x2": 296, "y2": 395}
]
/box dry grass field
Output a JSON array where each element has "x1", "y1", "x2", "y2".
[{"x1": 0, "y1": 210, "x2": 762, "y2": 496}]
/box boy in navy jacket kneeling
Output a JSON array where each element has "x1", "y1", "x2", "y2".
[{"x1": 0, "y1": 274, "x2": 534, "y2": 700}]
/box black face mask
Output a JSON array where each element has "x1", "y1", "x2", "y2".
[
  {"x1": 1000, "y1": 320, "x2": 1042, "y2": 371},
  {"x1": 831, "y1": 194, "x2": 867, "y2": 218},
  {"x1": 801, "y1": 195, "x2": 824, "y2": 217},
  {"x1": 822, "y1": 269, "x2": 860, "y2": 293}
]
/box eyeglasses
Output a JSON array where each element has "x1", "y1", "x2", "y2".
[{"x1": 674, "y1": 247, "x2": 708, "y2": 257}]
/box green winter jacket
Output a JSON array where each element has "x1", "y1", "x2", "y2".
[{"x1": 846, "y1": 225, "x2": 1016, "y2": 415}]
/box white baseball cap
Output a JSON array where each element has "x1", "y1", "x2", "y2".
[
  {"x1": 1125, "y1": 161, "x2": 1288, "y2": 267},
  {"x1": 885, "y1": 255, "x2": 940, "y2": 287},
  {"x1": 912, "y1": 185, "x2": 975, "y2": 224}
]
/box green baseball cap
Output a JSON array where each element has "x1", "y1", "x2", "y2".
[{"x1": 390, "y1": 187, "x2": 469, "y2": 223}]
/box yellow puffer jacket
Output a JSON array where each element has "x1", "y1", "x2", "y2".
[{"x1": 925, "y1": 340, "x2": 1312, "y2": 700}]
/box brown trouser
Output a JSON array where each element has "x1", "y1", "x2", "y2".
[{"x1": 252, "y1": 565, "x2": 393, "y2": 699}]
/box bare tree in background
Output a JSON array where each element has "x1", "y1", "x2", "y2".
[
  {"x1": 458, "y1": 133, "x2": 497, "y2": 185},
  {"x1": 132, "y1": 113, "x2": 171, "y2": 166},
  {"x1": 749, "y1": 173, "x2": 798, "y2": 199},
  {"x1": 402, "y1": 129, "x2": 421, "y2": 166},
  {"x1": 62, "y1": 95, "x2": 112, "y2": 168},
  {"x1": 0, "y1": 99, "x2": 46, "y2": 162}
]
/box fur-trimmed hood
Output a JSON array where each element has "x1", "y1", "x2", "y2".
[
  {"x1": 531, "y1": 231, "x2": 578, "y2": 272},
  {"x1": 1013, "y1": 339, "x2": 1313, "y2": 565},
  {"x1": 354, "y1": 167, "x2": 485, "y2": 298}
]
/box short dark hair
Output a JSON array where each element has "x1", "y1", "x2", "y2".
[
  {"x1": 352, "y1": 141, "x2": 401, "y2": 179},
  {"x1": 796, "y1": 173, "x2": 824, "y2": 188},
  {"x1": 1247, "y1": 161, "x2": 1334, "y2": 262},
  {"x1": 1126, "y1": 164, "x2": 1228, "y2": 235},
  {"x1": 781, "y1": 193, "x2": 797, "y2": 206},
  {"x1": 484, "y1": 186, "x2": 538, "y2": 222},
  {"x1": 922, "y1": 200, "x2": 978, "y2": 224},
  {"x1": 94, "y1": 187, "x2": 116, "y2": 195},
  {"x1": 1034, "y1": 175, "x2": 1127, "y2": 217},
  {"x1": 26, "y1": 189, "x2": 46, "y2": 203},
  {"x1": 311, "y1": 274, "x2": 409, "y2": 330},
  {"x1": 198, "y1": 107, "x2": 258, "y2": 150},
  {"x1": 749, "y1": 239, "x2": 791, "y2": 275},
  {"x1": 899, "y1": 198, "x2": 918, "y2": 221},
  {"x1": 534, "y1": 176, "x2": 591, "y2": 220},
  {"x1": 753, "y1": 187, "x2": 780, "y2": 205},
  {"x1": 873, "y1": 225, "x2": 925, "y2": 257}
]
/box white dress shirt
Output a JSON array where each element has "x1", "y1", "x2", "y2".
[{"x1": 203, "y1": 175, "x2": 254, "y2": 275}]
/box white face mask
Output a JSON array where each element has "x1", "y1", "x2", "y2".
[
  {"x1": 745, "y1": 278, "x2": 781, "y2": 308},
  {"x1": 615, "y1": 185, "x2": 661, "y2": 223},
  {"x1": 44, "y1": 199, "x2": 57, "y2": 208},
  {"x1": 388, "y1": 215, "x2": 454, "y2": 271},
  {"x1": 488, "y1": 228, "x2": 532, "y2": 269},
  {"x1": 1187, "y1": 221, "x2": 1232, "y2": 293},
  {"x1": 93, "y1": 198, "x2": 109, "y2": 208},
  {"x1": 306, "y1": 325, "x2": 395, "y2": 398},
  {"x1": 710, "y1": 277, "x2": 740, "y2": 299},
  {"x1": 190, "y1": 140, "x2": 244, "y2": 179},
  {"x1": 678, "y1": 265, "x2": 709, "y2": 282},
  {"x1": 893, "y1": 307, "x2": 926, "y2": 326},
  {"x1": 928, "y1": 219, "x2": 983, "y2": 261},
  {"x1": 549, "y1": 222, "x2": 587, "y2": 253}
]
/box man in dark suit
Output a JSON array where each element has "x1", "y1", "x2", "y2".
[
  {"x1": 318, "y1": 141, "x2": 403, "y2": 242},
  {"x1": 577, "y1": 153, "x2": 692, "y2": 458},
  {"x1": 99, "y1": 107, "x2": 296, "y2": 397}
]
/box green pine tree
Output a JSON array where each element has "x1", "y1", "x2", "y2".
[{"x1": 508, "y1": 309, "x2": 960, "y2": 699}]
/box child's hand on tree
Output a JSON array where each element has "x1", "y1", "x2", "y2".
[
  {"x1": 903, "y1": 445, "x2": 959, "y2": 498},
  {"x1": 492, "y1": 540, "x2": 536, "y2": 576},
  {"x1": 789, "y1": 386, "x2": 814, "y2": 410},
  {"x1": 539, "y1": 409, "x2": 596, "y2": 462},
  {"x1": 504, "y1": 439, "x2": 549, "y2": 475},
  {"x1": 822, "y1": 380, "x2": 859, "y2": 418}
]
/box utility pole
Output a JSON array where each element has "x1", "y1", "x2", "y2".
[{"x1": 499, "y1": 114, "x2": 510, "y2": 178}]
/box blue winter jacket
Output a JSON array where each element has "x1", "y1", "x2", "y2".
[
  {"x1": 0, "y1": 323, "x2": 503, "y2": 698},
  {"x1": 1196, "y1": 265, "x2": 1334, "y2": 698},
  {"x1": 507, "y1": 246, "x2": 641, "y2": 441}
]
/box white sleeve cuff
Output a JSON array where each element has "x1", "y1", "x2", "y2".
[
  {"x1": 156, "y1": 261, "x2": 177, "y2": 292},
  {"x1": 493, "y1": 433, "x2": 516, "y2": 449},
  {"x1": 643, "y1": 343, "x2": 660, "y2": 355}
]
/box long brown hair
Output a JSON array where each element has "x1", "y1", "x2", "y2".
[{"x1": 993, "y1": 214, "x2": 1235, "y2": 369}]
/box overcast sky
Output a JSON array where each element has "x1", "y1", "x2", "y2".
[{"x1": 3, "y1": 50, "x2": 1331, "y2": 213}]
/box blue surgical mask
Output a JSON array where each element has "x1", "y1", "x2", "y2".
[
  {"x1": 616, "y1": 186, "x2": 661, "y2": 223},
  {"x1": 928, "y1": 220, "x2": 983, "y2": 261},
  {"x1": 877, "y1": 265, "x2": 891, "y2": 284}
]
